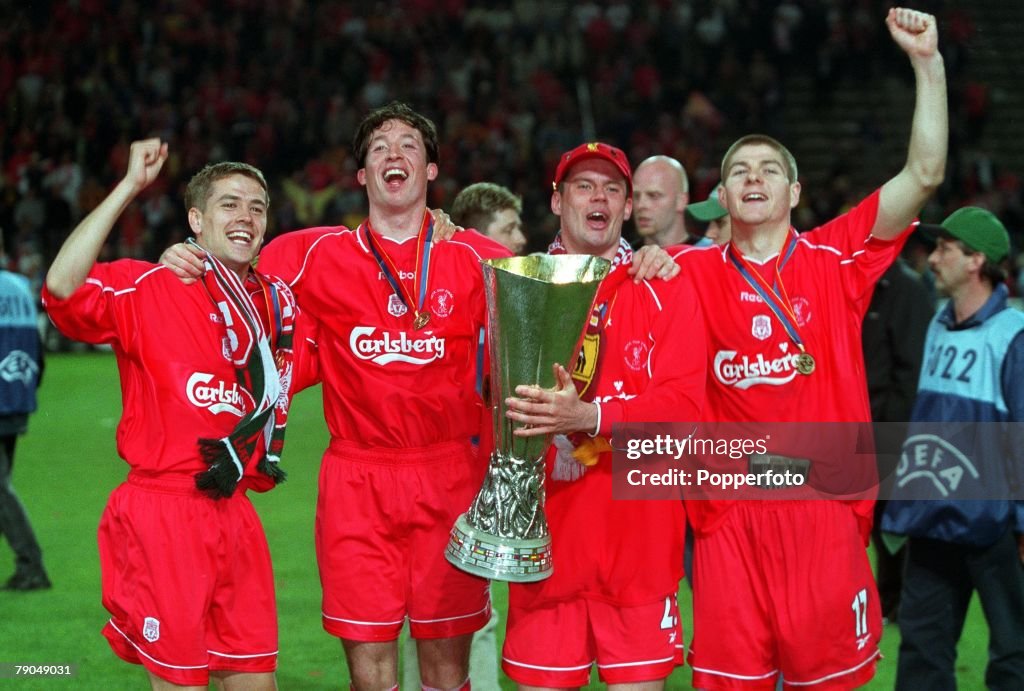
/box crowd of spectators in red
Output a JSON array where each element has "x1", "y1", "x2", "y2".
[{"x1": 2, "y1": 0, "x2": 1022, "y2": 294}]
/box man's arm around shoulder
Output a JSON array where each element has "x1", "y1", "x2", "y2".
[{"x1": 445, "y1": 227, "x2": 514, "y2": 261}]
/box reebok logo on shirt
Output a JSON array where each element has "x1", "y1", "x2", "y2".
[{"x1": 349, "y1": 326, "x2": 446, "y2": 366}]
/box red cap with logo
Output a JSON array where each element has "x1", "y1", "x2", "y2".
[{"x1": 552, "y1": 142, "x2": 633, "y2": 196}]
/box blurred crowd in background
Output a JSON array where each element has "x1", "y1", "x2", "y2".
[{"x1": 2, "y1": 0, "x2": 1023, "y2": 303}]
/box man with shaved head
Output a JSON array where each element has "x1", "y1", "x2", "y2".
[{"x1": 633, "y1": 154, "x2": 709, "y2": 249}]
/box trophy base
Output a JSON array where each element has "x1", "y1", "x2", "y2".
[{"x1": 445, "y1": 514, "x2": 552, "y2": 582}]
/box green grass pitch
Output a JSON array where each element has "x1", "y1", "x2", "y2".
[{"x1": 0, "y1": 352, "x2": 991, "y2": 689}]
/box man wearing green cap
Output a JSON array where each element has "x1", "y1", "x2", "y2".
[
  {"x1": 882, "y1": 206, "x2": 1024, "y2": 689},
  {"x1": 685, "y1": 183, "x2": 731, "y2": 245}
]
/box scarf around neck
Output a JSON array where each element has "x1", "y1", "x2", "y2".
[{"x1": 191, "y1": 240, "x2": 296, "y2": 498}]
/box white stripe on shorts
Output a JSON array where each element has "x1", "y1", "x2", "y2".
[
  {"x1": 598, "y1": 654, "x2": 676, "y2": 670},
  {"x1": 409, "y1": 602, "x2": 491, "y2": 625},
  {"x1": 106, "y1": 619, "x2": 207, "y2": 671},
  {"x1": 785, "y1": 649, "x2": 880, "y2": 686},
  {"x1": 502, "y1": 656, "x2": 594, "y2": 673},
  {"x1": 322, "y1": 612, "x2": 405, "y2": 627},
  {"x1": 208, "y1": 649, "x2": 277, "y2": 660}
]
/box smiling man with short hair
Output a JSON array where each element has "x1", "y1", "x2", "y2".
[
  {"x1": 676, "y1": 8, "x2": 948, "y2": 689},
  {"x1": 44, "y1": 139, "x2": 298, "y2": 690}
]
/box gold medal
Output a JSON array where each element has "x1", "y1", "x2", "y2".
[
  {"x1": 364, "y1": 212, "x2": 435, "y2": 334},
  {"x1": 728, "y1": 238, "x2": 818, "y2": 378},
  {"x1": 796, "y1": 352, "x2": 815, "y2": 375}
]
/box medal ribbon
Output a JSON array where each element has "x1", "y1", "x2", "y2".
[
  {"x1": 362, "y1": 210, "x2": 434, "y2": 323},
  {"x1": 727, "y1": 232, "x2": 808, "y2": 354},
  {"x1": 249, "y1": 273, "x2": 282, "y2": 353}
]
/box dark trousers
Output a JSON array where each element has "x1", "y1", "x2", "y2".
[
  {"x1": 896, "y1": 530, "x2": 1024, "y2": 691},
  {"x1": 0, "y1": 435, "x2": 44, "y2": 575},
  {"x1": 872, "y1": 499, "x2": 905, "y2": 619}
]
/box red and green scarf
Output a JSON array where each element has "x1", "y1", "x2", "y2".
[{"x1": 191, "y1": 241, "x2": 296, "y2": 498}]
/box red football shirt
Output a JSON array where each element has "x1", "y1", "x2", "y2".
[
  {"x1": 510, "y1": 265, "x2": 705, "y2": 608},
  {"x1": 42, "y1": 260, "x2": 290, "y2": 484},
  {"x1": 257, "y1": 221, "x2": 510, "y2": 448},
  {"x1": 676, "y1": 190, "x2": 907, "y2": 533}
]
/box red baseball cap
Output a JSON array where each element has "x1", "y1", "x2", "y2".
[{"x1": 552, "y1": 142, "x2": 633, "y2": 196}]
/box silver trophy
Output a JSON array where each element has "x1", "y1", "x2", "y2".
[{"x1": 446, "y1": 254, "x2": 610, "y2": 582}]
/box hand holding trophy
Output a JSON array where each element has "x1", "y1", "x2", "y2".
[{"x1": 446, "y1": 254, "x2": 609, "y2": 582}]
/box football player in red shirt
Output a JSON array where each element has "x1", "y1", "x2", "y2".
[
  {"x1": 44, "y1": 139, "x2": 300, "y2": 690},
  {"x1": 501, "y1": 142, "x2": 706, "y2": 689},
  {"x1": 675, "y1": 8, "x2": 947, "y2": 690}
]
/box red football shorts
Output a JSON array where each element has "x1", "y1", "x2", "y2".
[
  {"x1": 99, "y1": 473, "x2": 277, "y2": 686},
  {"x1": 502, "y1": 595, "x2": 684, "y2": 687},
  {"x1": 688, "y1": 500, "x2": 881, "y2": 690},
  {"x1": 317, "y1": 440, "x2": 491, "y2": 641}
]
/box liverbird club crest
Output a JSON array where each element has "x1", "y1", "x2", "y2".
[
  {"x1": 143, "y1": 616, "x2": 161, "y2": 643},
  {"x1": 751, "y1": 314, "x2": 772, "y2": 340}
]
